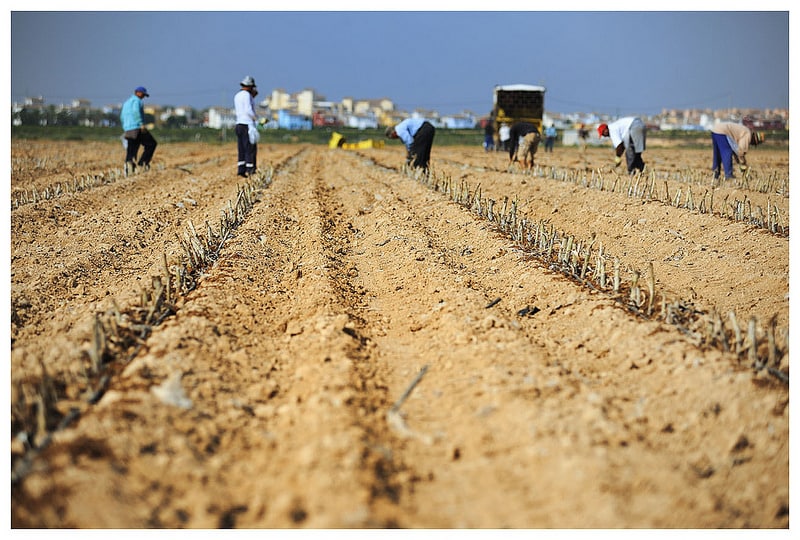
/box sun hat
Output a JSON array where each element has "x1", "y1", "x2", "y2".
[
  {"x1": 240, "y1": 76, "x2": 256, "y2": 87},
  {"x1": 135, "y1": 86, "x2": 149, "y2": 97}
]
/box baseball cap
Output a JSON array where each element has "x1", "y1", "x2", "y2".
[
  {"x1": 597, "y1": 123, "x2": 608, "y2": 137},
  {"x1": 135, "y1": 86, "x2": 150, "y2": 97}
]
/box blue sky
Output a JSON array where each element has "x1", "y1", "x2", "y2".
[{"x1": 9, "y1": 7, "x2": 791, "y2": 117}]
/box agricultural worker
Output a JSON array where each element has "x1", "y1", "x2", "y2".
[
  {"x1": 709, "y1": 122, "x2": 765, "y2": 180},
  {"x1": 385, "y1": 117, "x2": 436, "y2": 172},
  {"x1": 507, "y1": 121, "x2": 541, "y2": 170},
  {"x1": 597, "y1": 116, "x2": 646, "y2": 174},
  {"x1": 120, "y1": 86, "x2": 157, "y2": 175},
  {"x1": 544, "y1": 123, "x2": 557, "y2": 152},
  {"x1": 483, "y1": 121, "x2": 495, "y2": 152},
  {"x1": 577, "y1": 123, "x2": 589, "y2": 152},
  {"x1": 498, "y1": 123, "x2": 511, "y2": 151},
  {"x1": 234, "y1": 75, "x2": 259, "y2": 178}
]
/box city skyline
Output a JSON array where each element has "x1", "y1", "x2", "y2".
[{"x1": 10, "y1": 9, "x2": 791, "y2": 119}]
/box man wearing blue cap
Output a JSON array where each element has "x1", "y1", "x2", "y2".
[{"x1": 120, "y1": 86, "x2": 157, "y2": 175}]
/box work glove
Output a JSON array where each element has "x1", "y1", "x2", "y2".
[{"x1": 614, "y1": 156, "x2": 622, "y2": 167}]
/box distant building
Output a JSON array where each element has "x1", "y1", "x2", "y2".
[
  {"x1": 277, "y1": 109, "x2": 312, "y2": 130},
  {"x1": 561, "y1": 128, "x2": 604, "y2": 147},
  {"x1": 346, "y1": 97, "x2": 394, "y2": 116},
  {"x1": 160, "y1": 106, "x2": 194, "y2": 123},
  {"x1": 267, "y1": 88, "x2": 294, "y2": 111},
  {"x1": 312, "y1": 110, "x2": 343, "y2": 127},
  {"x1": 296, "y1": 89, "x2": 315, "y2": 116},
  {"x1": 10, "y1": 88, "x2": 789, "y2": 133},
  {"x1": 346, "y1": 113, "x2": 379, "y2": 130},
  {"x1": 441, "y1": 112, "x2": 477, "y2": 129},
  {"x1": 743, "y1": 115, "x2": 786, "y2": 130},
  {"x1": 207, "y1": 107, "x2": 236, "y2": 129}
]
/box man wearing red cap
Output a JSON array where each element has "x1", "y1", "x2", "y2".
[
  {"x1": 709, "y1": 122, "x2": 764, "y2": 179},
  {"x1": 120, "y1": 86, "x2": 157, "y2": 175},
  {"x1": 597, "y1": 116, "x2": 646, "y2": 174}
]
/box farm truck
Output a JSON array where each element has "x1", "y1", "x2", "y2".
[{"x1": 491, "y1": 84, "x2": 547, "y2": 144}]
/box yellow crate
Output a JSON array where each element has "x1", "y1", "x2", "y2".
[{"x1": 329, "y1": 132, "x2": 385, "y2": 149}]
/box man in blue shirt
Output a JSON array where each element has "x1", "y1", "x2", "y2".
[
  {"x1": 120, "y1": 86, "x2": 157, "y2": 175},
  {"x1": 544, "y1": 124, "x2": 557, "y2": 152},
  {"x1": 385, "y1": 117, "x2": 436, "y2": 172}
]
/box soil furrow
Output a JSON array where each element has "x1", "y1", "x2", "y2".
[
  {"x1": 365, "y1": 148, "x2": 788, "y2": 329},
  {"x1": 10, "y1": 147, "x2": 299, "y2": 359},
  {"x1": 426, "y1": 145, "x2": 789, "y2": 207},
  {"x1": 310, "y1": 150, "x2": 410, "y2": 526},
  {"x1": 13, "y1": 149, "x2": 359, "y2": 527},
  {"x1": 10, "y1": 142, "x2": 788, "y2": 529},
  {"x1": 329, "y1": 148, "x2": 788, "y2": 527}
]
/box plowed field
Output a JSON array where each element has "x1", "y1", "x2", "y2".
[{"x1": 10, "y1": 139, "x2": 789, "y2": 528}]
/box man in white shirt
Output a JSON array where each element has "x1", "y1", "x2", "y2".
[
  {"x1": 234, "y1": 75, "x2": 259, "y2": 177},
  {"x1": 498, "y1": 123, "x2": 511, "y2": 152},
  {"x1": 597, "y1": 117, "x2": 646, "y2": 174}
]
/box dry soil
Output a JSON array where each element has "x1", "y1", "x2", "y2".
[{"x1": 9, "y1": 139, "x2": 789, "y2": 529}]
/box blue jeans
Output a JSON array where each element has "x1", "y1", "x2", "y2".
[{"x1": 711, "y1": 132, "x2": 734, "y2": 178}]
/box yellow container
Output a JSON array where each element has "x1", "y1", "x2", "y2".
[
  {"x1": 328, "y1": 132, "x2": 346, "y2": 148},
  {"x1": 329, "y1": 132, "x2": 385, "y2": 150},
  {"x1": 343, "y1": 139, "x2": 385, "y2": 149}
]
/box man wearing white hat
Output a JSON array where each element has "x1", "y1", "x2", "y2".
[{"x1": 234, "y1": 76, "x2": 259, "y2": 177}]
